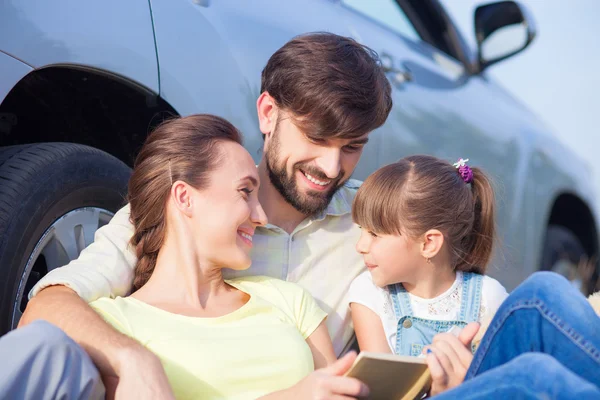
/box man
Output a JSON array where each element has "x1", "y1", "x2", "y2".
[{"x1": 16, "y1": 32, "x2": 393, "y2": 398}]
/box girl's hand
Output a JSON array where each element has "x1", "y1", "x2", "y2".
[{"x1": 424, "y1": 322, "x2": 479, "y2": 396}]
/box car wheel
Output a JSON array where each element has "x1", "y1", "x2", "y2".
[
  {"x1": 0, "y1": 143, "x2": 131, "y2": 333},
  {"x1": 541, "y1": 225, "x2": 598, "y2": 295}
]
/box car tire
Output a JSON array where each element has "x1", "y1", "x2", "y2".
[
  {"x1": 541, "y1": 225, "x2": 598, "y2": 295},
  {"x1": 0, "y1": 143, "x2": 131, "y2": 333}
]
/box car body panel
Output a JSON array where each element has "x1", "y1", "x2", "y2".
[
  {"x1": 0, "y1": 51, "x2": 33, "y2": 104},
  {"x1": 0, "y1": 0, "x2": 596, "y2": 291},
  {"x1": 148, "y1": 0, "x2": 354, "y2": 164},
  {"x1": 0, "y1": 0, "x2": 159, "y2": 93}
]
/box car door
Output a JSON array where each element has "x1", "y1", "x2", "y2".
[
  {"x1": 336, "y1": 0, "x2": 533, "y2": 286},
  {"x1": 149, "y1": 0, "x2": 355, "y2": 164}
]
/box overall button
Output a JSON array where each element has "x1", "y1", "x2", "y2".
[{"x1": 403, "y1": 319, "x2": 412, "y2": 328}]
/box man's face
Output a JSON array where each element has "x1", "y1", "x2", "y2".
[{"x1": 264, "y1": 114, "x2": 369, "y2": 215}]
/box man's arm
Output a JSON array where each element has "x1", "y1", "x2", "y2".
[
  {"x1": 19, "y1": 205, "x2": 175, "y2": 398},
  {"x1": 20, "y1": 286, "x2": 174, "y2": 399},
  {"x1": 20, "y1": 286, "x2": 137, "y2": 377},
  {"x1": 21, "y1": 204, "x2": 138, "y2": 367},
  {"x1": 21, "y1": 204, "x2": 138, "y2": 369},
  {"x1": 28, "y1": 205, "x2": 137, "y2": 301}
]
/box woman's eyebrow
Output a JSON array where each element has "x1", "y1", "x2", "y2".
[{"x1": 237, "y1": 176, "x2": 259, "y2": 187}]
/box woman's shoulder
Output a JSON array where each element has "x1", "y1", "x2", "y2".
[
  {"x1": 229, "y1": 275, "x2": 298, "y2": 288},
  {"x1": 89, "y1": 296, "x2": 136, "y2": 334},
  {"x1": 89, "y1": 296, "x2": 145, "y2": 319},
  {"x1": 228, "y1": 276, "x2": 323, "y2": 325},
  {"x1": 228, "y1": 276, "x2": 309, "y2": 302},
  {"x1": 90, "y1": 295, "x2": 130, "y2": 311}
]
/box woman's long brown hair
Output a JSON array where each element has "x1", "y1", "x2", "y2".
[{"x1": 128, "y1": 114, "x2": 242, "y2": 290}]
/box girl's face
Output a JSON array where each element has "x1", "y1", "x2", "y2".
[
  {"x1": 355, "y1": 227, "x2": 424, "y2": 287},
  {"x1": 186, "y1": 141, "x2": 268, "y2": 271}
]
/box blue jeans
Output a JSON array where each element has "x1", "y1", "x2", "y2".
[{"x1": 434, "y1": 271, "x2": 600, "y2": 399}]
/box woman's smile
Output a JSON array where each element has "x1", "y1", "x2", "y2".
[{"x1": 237, "y1": 228, "x2": 255, "y2": 248}]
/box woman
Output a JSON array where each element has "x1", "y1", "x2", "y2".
[{"x1": 89, "y1": 114, "x2": 363, "y2": 399}]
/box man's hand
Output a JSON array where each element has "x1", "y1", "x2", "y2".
[
  {"x1": 424, "y1": 322, "x2": 479, "y2": 396},
  {"x1": 110, "y1": 347, "x2": 175, "y2": 400},
  {"x1": 21, "y1": 286, "x2": 175, "y2": 399},
  {"x1": 261, "y1": 351, "x2": 369, "y2": 399}
]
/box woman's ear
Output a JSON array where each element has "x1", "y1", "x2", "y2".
[
  {"x1": 171, "y1": 181, "x2": 193, "y2": 217},
  {"x1": 256, "y1": 92, "x2": 277, "y2": 140},
  {"x1": 421, "y1": 229, "x2": 444, "y2": 260}
]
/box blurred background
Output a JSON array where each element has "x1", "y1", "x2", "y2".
[{"x1": 444, "y1": 0, "x2": 600, "y2": 200}]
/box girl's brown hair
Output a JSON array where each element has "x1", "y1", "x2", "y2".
[
  {"x1": 128, "y1": 114, "x2": 242, "y2": 290},
  {"x1": 352, "y1": 155, "x2": 496, "y2": 273}
]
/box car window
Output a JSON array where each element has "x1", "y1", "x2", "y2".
[{"x1": 342, "y1": 0, "x2": 421, "y2": 42}]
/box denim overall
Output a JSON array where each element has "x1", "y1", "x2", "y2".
[{"x1": 389, "y1": 272, "x2": 483, "y2": 357}]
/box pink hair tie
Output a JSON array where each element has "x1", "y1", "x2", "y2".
[{"x1": 453, "y1": 158, "x2": 473, "y2": 184}]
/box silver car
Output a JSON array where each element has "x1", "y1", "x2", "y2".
[{"x1": 0, "y1": 0, "x2": 598, "y2": 334}]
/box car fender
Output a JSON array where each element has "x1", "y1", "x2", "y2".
[{"x1": 0, "y1": 0, "x2": 158, "y2": 93}]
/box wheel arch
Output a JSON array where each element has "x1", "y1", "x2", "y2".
[
  {"x1": 0, "y1": 65, "x2": 179, "y2": 166},
  {"x1": 546, "y1": 192, "x2": 599, "y2": 261}
]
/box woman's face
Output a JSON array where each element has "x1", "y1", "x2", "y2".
[{"x1": 189, "y1": 141, "x2": 267, "y2": 270}]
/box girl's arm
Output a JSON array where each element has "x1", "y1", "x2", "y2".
[
  {"x1": 305, "y1": 320, "x2": 336, "y2": 368},
  {"x1": 351, "y1": 303, "x2": 392, "y2": 353}
]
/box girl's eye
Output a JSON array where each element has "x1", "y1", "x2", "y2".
[
  {"x1": 369, "y1": 231, "x2": 378, "y2": 238},
  {"x1": 240, "y1": 188, "x2": 253, "y2": 196}
]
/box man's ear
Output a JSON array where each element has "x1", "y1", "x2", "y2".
[
  {"x1": 171, "y1": 181, "x2": 193, "y2": 217},
  {"x1": 421, "y1": 229, "x2": 444, "y2": 261},
  {"x1": 256, "y1": 92, "x2": 278, "y2": 140}
]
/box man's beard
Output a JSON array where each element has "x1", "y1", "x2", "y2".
[{"x1": 265, "y1": 129, "x2": 346, "y2": 216}]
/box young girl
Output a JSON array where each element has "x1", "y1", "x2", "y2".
[{"x1": 348, "y1": 155, "x2": 508, "y2": 356}]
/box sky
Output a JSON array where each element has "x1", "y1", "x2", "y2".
[{"x1": 442, "y1": 0, "x2": 600, "y2": 200}]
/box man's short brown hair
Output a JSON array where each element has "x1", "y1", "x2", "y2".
[{"x1": 261, "y1": 32, "x2": 392, "y2": 140}]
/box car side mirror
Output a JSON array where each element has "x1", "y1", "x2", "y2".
[{"x1": 474, "y1": 1, "x2": 536, "y2": 71}]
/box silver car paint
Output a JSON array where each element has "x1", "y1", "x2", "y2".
[{"x1": 0, "y1": 0, "x2": 596, "y2": 290}]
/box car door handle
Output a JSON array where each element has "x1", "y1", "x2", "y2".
[{"x1": 380, "y1": 53, "x2": 413, "y2": 85}]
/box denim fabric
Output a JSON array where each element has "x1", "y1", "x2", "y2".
[
  {"x1": 390, "y1": 272, "x2": 483, "y2": 356},
  {"x1": 433, "y1": 272, "x2": 600, "y2": 399},
  {"x1": 467, "y1": 271, "x2": 600, "y2": 383},
  {"x1": 434, "y1": 353, "x2": 600, "y2": 399}
]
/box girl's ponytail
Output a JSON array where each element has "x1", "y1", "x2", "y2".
[{"x1": 458, "y1": 167, "x2": 496, "y2": 273}]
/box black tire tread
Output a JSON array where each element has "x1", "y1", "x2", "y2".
[{"x1": 0, "y1": 143, "x2": 123, "y2": 242}]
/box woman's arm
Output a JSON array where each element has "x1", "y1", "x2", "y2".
[
  {"x1": 258, "y1": 352, "x2": 369, "y2": 399},
  {"x1": 305, "y1": 320, "x2": 336, "y2": 369},
  {"x1": 350, "y1": 303, "x2": 392, "y2": 353}
]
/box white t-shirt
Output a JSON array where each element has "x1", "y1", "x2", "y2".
[{"x1": 348, "y1": 271, "x2": 508, "y2": 352}]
